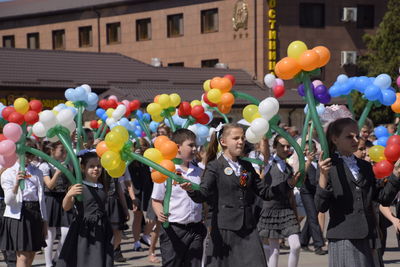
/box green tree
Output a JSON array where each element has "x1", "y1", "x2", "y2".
[{"x1": 355, "y1": 0, "x2": 400, "y2": 125}]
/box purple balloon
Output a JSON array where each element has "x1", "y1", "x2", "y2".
[
  {"x1": 297, "y1": 83, "x2": 314, "y2": 97},
  {"x1": 314, "y1": 85, "x2": 328, "y2": 95},
  {"x1": 397, "y1": 76, "x2": 400, "y2": 88},
  {"x1": 316, "y1": 93, "x2": 331, "y2": 104}
]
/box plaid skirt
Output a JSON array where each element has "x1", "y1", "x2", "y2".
[{"x1": 328, "y1": 239, "x2": 376, "y2": 267}]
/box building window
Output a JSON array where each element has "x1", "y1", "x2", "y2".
[
  {"x1": 52, "y1": 30, "x2": 65, "y2": 50},
  {"x1": 136, "y1": 18, "x2": 151, "y2": 41},
  {"x1": 357, "y1": 5, "x2": 374, "y2": 28},
  {"x1": 79, "y1": 26, "x2": 93, "y2": 47},
  {"x1": 201, "y1": 8, "x2": 219, "y2": 33},
  {"x1": 168, "y1": 62, "x2": 184, "y2": 67},
  {"x1": 27, "y1": 32, "x2": 40, "y2": 49},
  {"x1": 3, "y1": 35, "x2": 15, "y2": 48},
  {"x1": 106, "y1": 22, "x2": 121, "y2": 44},
  {"x1": 299, "y1": 3, "x2": 325, "y2": 28},
  {"x1": 201, "y1": 59, "x2": 219, "y2": 68},
  {"x1": 167, "y1": 14, "x2": 184, "y2": 38}
]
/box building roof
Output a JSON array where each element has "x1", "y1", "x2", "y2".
[{"x1": 0, "y1": 47, "x2": 275, "y2": 105}]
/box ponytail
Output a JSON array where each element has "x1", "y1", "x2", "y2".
[{"x1": 205, "y1": 131, "x2": 219, "y2": 165}]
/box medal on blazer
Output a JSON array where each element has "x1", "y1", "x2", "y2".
[
  {"x1": 239, "y1": 170, "x2": 248, "y2": 187},
  {"x1": 224, "y1": 167, "x2": 233, "y2": 175}
]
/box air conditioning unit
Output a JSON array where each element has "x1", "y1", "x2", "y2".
[
  {"x1": 341, "y1": 51, "x2": 357, "y2": 66},
  {"x1": 150, "y1": 57, "x2": 162, "y2": 67},
  {"x1": 215, "y1": 63, "x2": 229, "y2": 69},
  {"x1": 341, "y1": 7, "x2": 357, "y2": 22}
]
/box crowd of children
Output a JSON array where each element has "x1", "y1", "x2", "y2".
[{"x1": 1, "y1": 114, "x2": 400, "y2": 267}]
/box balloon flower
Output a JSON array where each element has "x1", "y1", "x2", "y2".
[
  {"x1": 178, "y1": 101, "x2": 212, "y2": 128},
  {"x1": 372, "y1": 135, "x2": 400, "y2": 179},
  {"x1": 298, "y1": 80, "x2": 331, "y2": 104},
  {"x1": 373, "y1": 126, "x2": 390, "y2": 147},
  {"x1": 0, "y1": 123, "x2": 22, "y2": 168},
  {"x1": 146, "y1": 93, "x2": 181, "y2": 131},
  {"x1": 264, "y1": 73, "x2": 286, "y2": 98},
  {"x1": 1, "y1": 98, "x2": 42, "y2": 125},
  {"x1": 202, "y1": 75, "x2": 236, "y2": 114},
  {"x1": 187, "y1": 123, "x2": 210, "y2": 145}
]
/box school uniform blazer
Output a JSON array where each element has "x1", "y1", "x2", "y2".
[
  {"x1": 1, "y1": 163, "x2": 47, "y2": 221},
  {"x1": 300, "y1": 163, "x2": 318, "y2": 195},
  {"x1": 315, "y1": 154, "x2": 400, "y2": 240},
  {"x1": 188, "y1": 156, "x2": 292, "y2": 231}
]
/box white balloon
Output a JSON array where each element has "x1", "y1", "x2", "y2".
[
  {"x1": 57, "y1": 109, "x2": 74, "y2": 126},
  {"x1": 188, "y1": 124, "x2": 197, "y2": 134},
  {"x1": 112, "y1": 105, "x2": 126, "y2": 120},
  {"x1": 32, "y1": 122, "x2": 47, "y2": 138},
  {"x1": 250, "y1": 118, "x2": 269, "y2": 136},
  {"x1": 106, "y1": 117, "x2": 116, "y2": 126},
  {"x1": 264, "y1": 73, "x2": 276, "y2": 88},
  {"x1": 246, "y1": 128, "x2": 262, "y2": 144},
  {"x1": 39, "y1": 110, "x2": 57, "y2": 128},
  {"x1": 65, "y1": 121, "x2": 76, "y2": 134},
  {"x1": 259, "y1": 97, "x2": 279, "y2": 120},
  {"x1": 81, "y1": 84, "x2": 91, "y2": 93},
  {"x1": 47, "y1": 135, "x2": 59, "y2": 143}
]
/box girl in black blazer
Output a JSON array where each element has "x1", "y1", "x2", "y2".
[
  {"x1": 316, "y1": 118, "x2": 400, "y2": 267},
  {"x1": 181, "y1": 123, "x2": 300, "y2": 267}
]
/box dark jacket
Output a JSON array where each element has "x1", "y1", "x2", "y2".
[
  {"x1": 315, "y1": 154, "x2": 400, "y2": 240},
  {"x1": 300, "y1": 162, "x2": 318, "y2": 195},
  {"x1": 188, "y1": 156, "x2": 291, "y2": 231}
]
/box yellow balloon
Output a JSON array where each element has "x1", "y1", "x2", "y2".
[
  {"x1": 101, "y1": 151, "x2": 121, "y2": 170},
  {"x1": 106, "y1": 108, "x2": 114, "y2": 118},
  {"x1": 111, "y1": 125, "x2": 129, "y2": 143},
  {"x1": 203, "y1": 80, "x2": 211, "y2": 92},
  {"x1": 158, "y1": 94, "x2": 171, "y2": 109},
  {"x1": 146, "y1": 103, "x2": 162, "y2": 116},
  {"x1": 52, "y1": 110, "x2": 59, "y2": 115},
  {"x1": 65, "y1": 101, "x2": 75, "y2": 107},
  {"x1": 369, "y1": 145, "x2": 386, "y2": 162},
  {"x1": 98, "y1": 120, "x2": 103, "y2": 125},
  {"x1": 14, "y1": 98, "x2": 29, "y2": 114},
  {"x1": 251, "y1": 112, "x2": 262, "y2": 122},
  {"x1": 143, "y1": 148, "x2": 163, "y2": 164},
  {"x1": 105, "y1": 131, "x2": 124, "y2": 151},
  {"x1": 207, "y1": 89, "x2": 222, "y2": 103},
  {"x1": 107, "y1": 161, "x2": 126, "y2": 178},
  {"x1": 191, "y1": 100, "x2": 202, "y2": 107},
  {"x1": 242, "y1": 104, "x2": 259, "y2": 122},
  {"x1": 287, "y1": 40, "x2": 308, "y2": 59},
  {"x1": 152, "y1": 114, "x2": 164, "y2": 122},
  {"x1": 170, "y1": 93, "x2": 181, "y2": 107}
]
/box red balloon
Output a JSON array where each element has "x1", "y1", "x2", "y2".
[
  {"x1": 373, "y1": 160, "x2": 394, "y2": 179},
  {"x1": 178, "y1": 102, "x2": 191, "y2": 117},
  {"x1": 0, "y1": 134, "x2": 6, "y2": 142},
  {"x1": 90, "y1": 120, "x2": 99, "y2": 129},
  {"x1": 2, "y1": 107, "x2": 16, "y2": 121},
  {"x1": 129, "y1": 100, "x2": 141, "y2": 111},
  {"x1": 273, "y1": 85, "x2": 285, "y2": 98},
  {"x1": 196, "y1": 113, "x2": 210, "y2": 125},
  {"x1": 191, "y1": 105, "x2": 205, "y2": 119},
  {"x1": 203, "y1": 93, "x2": 218, "y2": 107},
  {"x1": 24, "y1": 111, "x2": 39, "y2": 125},
  {"x1": 29, "y1": 100, "x2": 42, "y2": 113},
  {"x1": 99, "y1": 99, "x2": 108, "y2": 109},
  {"x1": 384, "y1": 144, "x2": 400, "y2": 162},
  {"x1": 106, "y1": 99, "x2": 118, "y2": 109},
  {"x1": 387, "y1": 135, "x2": 400, "y2": 147},
  {"x1": 124, "y1": 107, "x2": 131, "y2": 117},
  {"x1": 8, "y1": 112, "x2": 24, "y2": 125},
  {"x1": 224, "y1": 74, "x2": 236, "y2": 86}
]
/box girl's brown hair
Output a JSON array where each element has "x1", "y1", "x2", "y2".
[
  {"x1": 326, "y1": 118, "x2": 357, "y2": 157},
  {"x1": 79, "y1": 151, "x2": 106, "y2": 189},
  {"x1": 205, "y1": 123, "x2": 243, "y2": 165}
]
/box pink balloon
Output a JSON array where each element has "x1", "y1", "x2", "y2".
[
  {"x1": 108, "y1": 95, "x2": 118, "y2": 101},
  {"x1": 312, "y1": 80, "x2": 323, "y2": 87},
  {"x1": 122, "y1": 100, "x2": 130, "y2": 107},
  {"x1": 0, "y1": 153, "x2": 17, "y2": 168},
  {"x1": 396, "y1": 76, "x2": 400, "y2": 88},
  {"x1": 3, "y1": 123, "x2": 22, "y2": 142},
  {"x1": 275, "y1": 78, "x2": 284, "y2": 86},
  {"x1": 0, "y1": 140, "x2": 16, "y2": 156}
]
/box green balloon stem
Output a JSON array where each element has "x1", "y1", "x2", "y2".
[
  {"x1": 240, "y1": 157, "x2": 264, "y2": 166},
  {"x1": 210, "y1": 107, "x2": 229, "y2": 123},
  {"x1": 162, "y1": 178, "x2": 172, "y2": 228},
  {"x1": 17, "y1": 123, "x2": 27, "y2": 190},
  {"x1": 165, "y1": 112, "x2": 177, "y2": 132},
  {"x1": 99, "y1": 123, "x2": 108, "y2": 140},
  {"x1": 129, "y1": 131, "x2": 141, "y2": 148},
  {"x1": 346, "y1": 95, "x2": 355, "y2": 119},
  {"x1": 302, "y1": 73, "x2": 329, "y2": 160},
  {"x1": 232, "y1": 90, "x2": 261, "y2": 105},
  {"x1": 75, "y1": 105, "x2": 84, "y2": 153},
  {"x1": 137, "y1": 118, "x2": 153, "y2": 145},
  {"x1": 182, "y1": 116, "x2": 196, "y2": 129},
  {"x1": 357, "y1": 101, "x2": 374, "y2": 130},
  {"x1": 94, "y1": 123, "x2": 105, "y2": 139},
  {"x1": 300, "y1": 112, "x2": 311, "y2": 150},
  {"x1": 308, "y1": 122, "x2": 314, "y2": 152}
]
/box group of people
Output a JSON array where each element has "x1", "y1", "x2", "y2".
[{"x1": 1, "y1": 115, "x2": 400, "y2": 267}]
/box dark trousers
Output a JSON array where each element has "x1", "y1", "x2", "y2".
[
  {"x1": 300, "y1": 193, "x2": 324, "y2": 248},
  {"x1": 1, "y1": 200, "x2": 16, "y2": 267},
  {"x1": 160, "y1": 222, "x2": 207, "y2": 267}
]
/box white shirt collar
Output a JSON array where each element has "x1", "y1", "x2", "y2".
[{"x1": 82, "y1": 180, "x2": 103, "y2": 189}]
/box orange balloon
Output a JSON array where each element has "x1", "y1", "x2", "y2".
[
  {"x1": 391, "y1": 94, "x2": 400, "y2": 113},
  {"x1": 299, "y1": 50, "x2": 320, "y2": 71},
  {"x1": 151, "y1": 171, "x2": 167, "y2": 183},
  {"x1": 275, "y1": 57, "x2": 301, "y2": 80},
  {"x1": 160, "y1": 159, "x2": 176, "y2": 172},
  {"x1": 210, "y1": 77, "x2": 232, "y2": 93},
  {"x1": 220, "y1": 92, "x2": 235, "y2": 106},
  {"x1": 158, "y1": 140, "x2": 178, "y2": 160},
  {"x1": 154, "y1": 135, "x2": 170, "y2": 149},
  {"x1": 312, "y1": 46, "x2": 331, "y2": 67},
  {"x1": 96, "y1": 141, "x2": 109, "y2": 157},
  {"x1": 154, "y1": 95, "x2": 160, "y2": 103},
  {"x1": 218, "y1": 104, "x2": 232, "y2": 114}
]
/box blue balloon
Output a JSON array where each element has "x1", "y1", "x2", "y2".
[
  {"x1": 381, "y1": 89, "x2": 396, "y2": 106},
  {"x1": 373, "y1": 74, "x2": 392, "y2": 89},
  {"x1": 354, "y1": 76, "x2": 370, "y2": 93},
  {"x1": 205, "y1": 111, "x2": 213, "y2": 123},
  {"x1": 133, "y1": 120, "x2": 140, "y2": 127},
  {"x1": 149, "y1": 121, "x2": 160, "y2": 133},
  {"x1": 364, "y1": 84, "x2": 381, "y2": 101},
  {"x1": 96, "y1": 108, "x2": 105, "y2": 118},
  {"x1": 142, "y1": 113, "x2": 151, "y2": 123},
  {"x1": 196, "y1": 124, "x2": 209, "y2": 138},
  {"x1": 65, "y1": 88, "x2": 76, "y2": 101},
  {"x1": 329, "y1": 85, "x2": 342, "y2": 97},
  {"x1": 87, "y1": 92, "x2": 98, "y2": 106},
  {"x1": 75, "y1": 86, "x2": 87, "y2": 102},
  {"x1": 340, "y1": 83, "x2": 353, "y2": 95},
  {"x1": 377, "y1": 136, "x2": 389, "y2": 147},
  {"x1": 316, "y1": 104, "x2": 325, "y2": 115},
  {"x1": 134, "y1": 129, "x2": 142, "y2": 137},
  {"x1": 101, "y1": 113, "x2": 108, "y2": 121},
  {"x1": 387, "y1": 87, "x2": 396, "y2": 93},
  {"x1": 119, "y1": 118, "x2": 130, "y2": 128},
  {"x1": 86, "y1": 103, "x2": 97, "y2": 111},
  {"x1": 164, "y1": 118, "x2": 170, "y2": 127},
  {"x1": 136, "y1": 110, "x2": 143, "y2": 119},
  {"x1": 375, "y1": 126, "x2": 389, "y2": 138},
  {"x1": 196, "y1": 136, "x2": 207, "y2": 146},
  {"x1": 337, "y1": 74, "x2": 348, "y2": 84}
]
